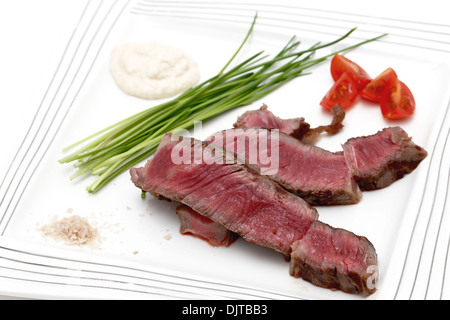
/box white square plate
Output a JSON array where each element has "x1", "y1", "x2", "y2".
[{"x1": 1, "y1": 0, "x2": 450, "y2": 300}]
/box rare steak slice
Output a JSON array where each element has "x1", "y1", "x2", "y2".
[
  {"x1": 176, "y1": 204, "x2": 238, "y2": 247},
  {"x1": 207, "y1": 129, "x2": 362, "y2": 206},
  {"x1": 233, "y1": 104, "x2": 345, "y2": 144},
  {"x1": 233, "y1": 104, "x2": 310, "y2": 140},
  {"x1": 290, "y1": 221, "x2": 378, "y2": 296},
  {"x1": 130, "y1": 133, "x2": 319, "y2": 255},
  {"x1": 342, "y1": 126, "x2": 428, "y2": 191}
]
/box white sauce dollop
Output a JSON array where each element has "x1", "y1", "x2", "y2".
[{"x1": 110, "y1": 42, "x2": 200, "y2": 100}]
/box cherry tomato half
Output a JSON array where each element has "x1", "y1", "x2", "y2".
[
  {"x1": 320, "y1": 73, "x2": 358, "y2": 111},
  {"x1": 380, "y1": 80, "x2": 415, "y2": 120},
  {"x1": 361, "y1": 68, "x2": 398, "y2": 103},
  {"x1": 330, "y1": 55, "x2": 372, "y2": 91}
]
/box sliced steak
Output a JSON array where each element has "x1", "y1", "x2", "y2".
[
  {"x1": 131, "y1": 133, "x2": 319, "y2": 255},
  {"x1": 207, "y1": 128, "x2": 362, "y2": 206},
  {"x1": 342, "y1": 126, "x2": 428, "y2": 191},
  {"x1": 233, "y1": 104, "x2": 345, "y2": 144},
  {"x1": 290, "y1": 221, "x2": 378, "y2": 296},
  {"x1": 130, "y1": 133, "x2": 378, "y2": 295},
  {"x1": 176, "y1": 204, "x2": 238, "y2": 247},
  {"x1": 233, "y1": 104, "x2": 310, "y2": 140}
]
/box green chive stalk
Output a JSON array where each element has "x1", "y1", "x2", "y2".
[{"x1": 59, "y1": 14, "x2": 386, "y2": 193}]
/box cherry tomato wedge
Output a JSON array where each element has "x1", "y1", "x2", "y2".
[
  {"x1": 320, "y1": 73, "x2": 358, "y2": 110},
  {"x1": 330, "y1": 55, "x2": 372, "y2": 91},
  {"x1": 380, "y1": 80, "x2": 415, "y2": 120},
  {"x1": 361, "y1": 68, "x2": 398, "y2": 103}
]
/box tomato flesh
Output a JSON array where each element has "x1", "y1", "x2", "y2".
[
  {"x1": 380, "y1": 80, "x2": 415, "y2": 120},
  {"x1": 330, "y1": 55, "x2": 372, "y2": 91},
  {"x1": 320, "y1": 73, "x2": 358, "y2": 110},
  {"x1": 322, "y1": 55, "x2": 416, "y2": 120},
  {"x1": 361, "y1": 68, "x2": 398, "y2": 103}
]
